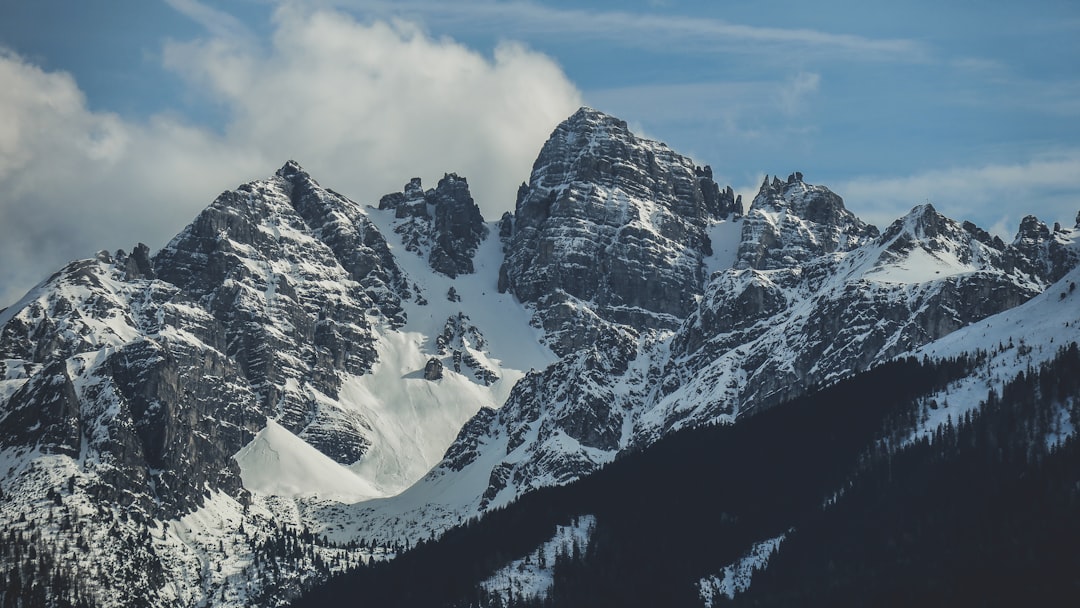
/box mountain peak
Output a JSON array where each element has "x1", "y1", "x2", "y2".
[
  {"x1": 565, "y1": 106, "x2": 626, "y2": 129},
  {"x1": 1015, "y1": 214, "x2": 1051, "y2": 245},
  {"x1": 738, "y1": 173, "x2": 878, "y2": 269},
  {"x1": 376, "y1": 173, "x2": 487, "y2": 278},
  {"x1": 275, "y1": 159, "x2": 306, "y2": 179},
  {"x1": 880, "y1": 203, "x2": 957, "y2": 245},
  {"x1": 502, "y1": 108, "x2": 729, "y2": 354}
]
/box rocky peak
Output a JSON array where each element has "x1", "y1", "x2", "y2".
[
  {"x1": 151, "y1": 163, "x2": 407, "y2": 464},
  {"x1": 961, "y1": 221, "x2": 1006, "y2": 250},
  {"x1": 499, "y1": 107, "x2": 732, "y2": 355},
  {"x1": 1014, "y1": 215, "x2": 1051, "y2": 246},
  {"x1": 736, "y1": 173, "x2": 878, "y2": 270},
  {"x1": 881, "y1": 204, "x2": 958, "y2": 242},
  {"x1": 429, "y1": 173, "x2": 488, "y2": 277},
  {"x1": 275, "y1": 159, "x2": 304, "y2": 179},
  {"x1": 117, "y1": 242, "x2": 156, "y2": 281},
  {"x1": 377, "y1": 173, "x2": 488, "y2": 278},
  {"x1": 1009, "y1": 213, "x2": 1080, "y2": 283},
  {"x1": 696, "y1": 165, "x2": 742, "y2": 219}
]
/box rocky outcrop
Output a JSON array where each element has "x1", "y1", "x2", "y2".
[
  {"x1": 736, "y1": 172, "x2": 878, "y2": 270},
  {"x1": 378, "y1": 173, "x2": 487, "y2": 278},
  {"x1": 424, "y1": 357, "x2": 444, "y2": 381},
  {"x1": 1010, "y1": 214, "x2": 1080, "y2": 283}
]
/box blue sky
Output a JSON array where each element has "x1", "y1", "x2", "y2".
[{"x1": 1, "y1": 0, "x2": 1079, "y2": 306}]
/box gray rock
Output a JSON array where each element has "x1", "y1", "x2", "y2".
[
  {"x1": 499, "y1": 107, "x2": 728, "y2": 355},
  {"x1": 424, "y1": 357, "x2": 444, "y2": 381},
  {"x1": 379, "y1": 174, "x2": 488, "y2": 278}
]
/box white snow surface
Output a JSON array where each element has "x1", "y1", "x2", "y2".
[
  {"x1": 235, "y1": 419, "x2": 381, "y2": 501},
  {"x1": 330, "y1": 209, "x2": 556, "y2": 497},
  {"x1": 703, "y1": 219, "x2": 743, "y2": 278},
  {"x1": 480, "y1": 515, "x2": 597, "y2": 604},
  {"x1": 699, "y1": 533, "x2": 787, "y2": 606},
  {"x1": 907, "y1": 264, "x2": 1080, "y2": 445}
]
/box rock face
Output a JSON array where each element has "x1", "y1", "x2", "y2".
[
  {"x1": 378, "y1": 173, "x2": 487, "y2": 278},
  {"x1": 0, "y1": 162, "x2": 419, "y2": 520},
  {"x1": 153, "y1": 161, "x2": 408, "y2": 465},
  {"x1": 498, "y1": 107, "x2": 731, "y2": 355}
]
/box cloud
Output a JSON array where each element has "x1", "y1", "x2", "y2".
[
  {"x1": 0, "y1": 8, "x2": 582, "y2": 306},
  {"x1": 780, "y1": 72, "x2": 821, "y2": 115},
  {"x1": 163, "y1": 0, "x2": 254, "y2": 41},
  {"x1": 161, "y1": 5, "x2": 582, "y2": 214},
  {"x1": 836, "y1": 153, "x2": 1080, "y2": 237},
  {"x1": 0, "y1": 49, "x2": 262, "y2": 307},
  {"x1": 585, "y1": 71, "x2": 822, "y2": 150},
  {"x1": 324, "y1": 0, "x2": 928, "y2": 61}
]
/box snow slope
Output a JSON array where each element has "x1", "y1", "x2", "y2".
[
  {"x1": 235, "y1": 419, "x2": 381, "y2": 502},
  {"x1": 699, "y1": 533, "x2": 788, "y2": 606},
  {"x1": 909, "y1": 264, "x2": 1080, "y2": 443}
]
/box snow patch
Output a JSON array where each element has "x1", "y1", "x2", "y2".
[
  {"x1": 235, "y1": 419, "x2": 380, "y2": 502},
  {"x1": 699, "y1": 533, "x2": 787, "y2": 605},
  {"x1": 480, "y1": 515, "x2": 597, "y2": 603},
  {"x1": 703, "y1": 219, "x2": 743, "y2": 278}
]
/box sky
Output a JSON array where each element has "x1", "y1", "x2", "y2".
[{"x1": 1, "y1": 0, "x2": 1079, "y2": 307}]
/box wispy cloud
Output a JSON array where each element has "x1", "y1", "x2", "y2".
[
  {"x1": 323, "y1": 0, "x2": 928, "y2": 61},
  {"x1": 838, "y1": 153, "x2": 1080, "y2": 237},
  {"x1": 586, "y1": 71, "x2": 822, "y2": 150},
  {"x1": 164, "y1": 0, "x2": 254, "y2": 41}
]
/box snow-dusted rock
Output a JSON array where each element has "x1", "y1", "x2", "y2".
[{"x1": 498, "y1": 107, "x2": 730, "y2": 355}]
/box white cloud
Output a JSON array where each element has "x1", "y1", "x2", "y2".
[
  {"x1": 0, "y1": 50, "x2": 262, "y2": 307},
  {"x1": 0, "y1": 8, "x2": 582, "y2": 306},
  {"x1": 837, "y1": 153, "x2": 1080, "y2": 237},
  {"x1": 780, "y1": 72, "x2": 821, "y2": 115},
  {"x1": 324, "y1": 0, "x2": 928, "y2": 61},
  {"x1": 585, "y1": 72, "x2": 821, "y2": 149},
  {"x1": 161, "y1": 5, "x2": 582, "y2": 215}
]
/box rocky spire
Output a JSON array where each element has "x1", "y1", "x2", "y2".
[
  {"x1": 377, "y1": 173, "x2": 488, "y2": 278},
  {"x1": 736, "y1": 172, "x2": 878, "y2": 270}
]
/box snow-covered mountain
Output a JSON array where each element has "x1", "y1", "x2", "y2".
[{"x1": 1, "y1": 107, "x2": 1078, "y2": 607}]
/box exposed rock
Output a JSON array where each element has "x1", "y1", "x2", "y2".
[
  {"x1": 736, "y1": 173, "x2": 879, "y2": 270},
  {"x1": 424, "y1": 357, "x2": 444, "y2": 381},
  {"x1": 120, "y1": 243, "x2": 156, "y2": 281},
  {"x1": 1010, "y1": 214, "x2": 1080, "y2": 283},
  {"x1": 498, "y1": 106, "x2": 730, "y2": 355},
  {"x1": 378, "y1": 174, "x2": 488, "y2": 278},
  {"x1": 151, "y1": 161, "x2": 403, "y2": 465}
]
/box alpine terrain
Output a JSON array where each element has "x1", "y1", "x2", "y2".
[{"x1": 1, "y1": 107, "x2": 1078, "y2": 607}]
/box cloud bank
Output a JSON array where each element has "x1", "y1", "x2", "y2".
[
  {"x1": 0, "y1": 7, "x2": 582, "y2": 306},
  {"x1": 838, "y1": 153, "x2": 1080, "y2": 237}
]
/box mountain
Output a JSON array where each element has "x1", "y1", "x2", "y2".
[
  {"x1": 0, "y1": 161, "x2": 550, "y2": 606},
  {"x1": 293, "y1": 263, "x2": 1080, "y2": 607},
  {"x1": 1, "y1": 107, "x2": 1078, "y2": 607},
  {"x1": 342, "y1": 122, "x2": 1076, "y2": 545}
]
